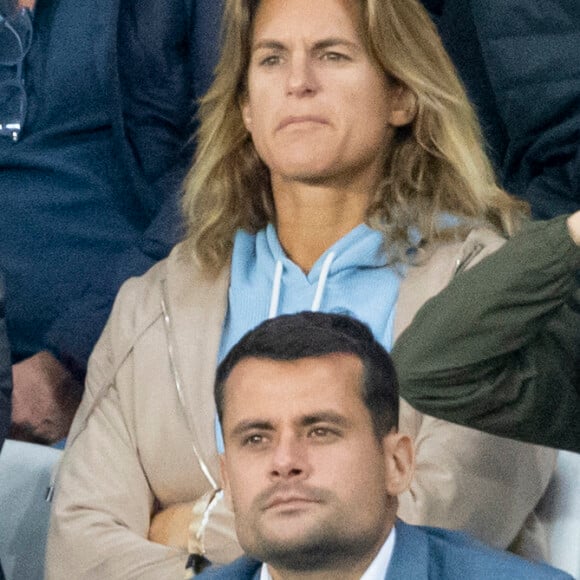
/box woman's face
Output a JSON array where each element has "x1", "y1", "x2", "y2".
[{"x1": 241, "y1": 0, "x2": 413, "y2": 193}]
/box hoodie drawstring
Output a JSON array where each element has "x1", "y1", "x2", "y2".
[
  {"x1": 268, "y1": 260, "x2": 284, "y2": 318},
  {"x1": 311, "y1": 251, "x2": 335, "y2": 311},
  {"x1": 268, "y1": 251, "x2": 336, "y2": 318}
]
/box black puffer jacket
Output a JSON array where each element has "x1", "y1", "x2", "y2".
[
  {"x1": 424, "y1": 0, "x2": 580, "y2": 218},
  {"x1": 0, "y1": 274, "x2": 10, "y2": 452}
]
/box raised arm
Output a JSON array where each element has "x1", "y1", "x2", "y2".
[{"x1": 393, "y1": 213, "x2": 580, "y2": 451}]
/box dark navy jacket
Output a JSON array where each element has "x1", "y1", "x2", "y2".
[
  {"x1": 0, "y1": 0, "x2": 222, "y2": 376},
  {"x1": 424, "y1": 0, "x2": 580, "y2": 219},
  {"x1": 0, "y1": 274, "x2": 10, "y2": 579},
  {"x1": 0, "y1": 274, "x2": 11, "y2": 450},
  {"x1": 196, "y1": 521, "x2": 572, "y2": 580}
]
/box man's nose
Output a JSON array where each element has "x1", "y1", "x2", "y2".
[{"x1": 269, "y1": 435, "x2": 308, "y2": 479}]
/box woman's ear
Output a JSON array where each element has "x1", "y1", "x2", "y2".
[
  {"x1": 382, "y1": 431, "x2": 415, "y2": 496},
  {"x1": 387, "y1": 85, "x2": 417, "y2": 128},
  {"x1": 240, "y1": 97, "x2": 253, "y2": 133}
]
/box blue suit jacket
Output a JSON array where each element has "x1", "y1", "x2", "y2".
[{"x1": 197, "y1": 521, "x2": 572, "y2": 579}]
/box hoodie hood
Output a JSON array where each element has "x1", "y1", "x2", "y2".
[{"x1": 219, "y1": 223, "x2": 400, "y2": 363}]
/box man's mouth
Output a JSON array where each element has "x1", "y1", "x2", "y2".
[{"x1": 266, "y1": 495, "x2": 318, "y2": 510}]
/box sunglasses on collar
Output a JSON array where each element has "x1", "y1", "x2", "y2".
[{"x1": 0, "y1": 7, "x2": 33, "y2": 142}]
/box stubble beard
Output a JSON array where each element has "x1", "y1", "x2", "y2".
[{"x1": 240, "y1": 510, "x2": 385, "y2": 573}]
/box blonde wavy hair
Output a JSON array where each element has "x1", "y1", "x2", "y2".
[{"x1": 183, "y1": 0, "x2": 527, "y2": 272}]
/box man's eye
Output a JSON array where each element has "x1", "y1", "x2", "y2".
[
  {"x1": 243, "y1": 434, "x2": 265, "y2": 446},
  {"x1": 309, "y1": 427, "x2": 334, "y2": 438}
]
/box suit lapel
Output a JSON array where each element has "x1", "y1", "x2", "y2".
[{"x1": 385, "y1": 521, "x2": 430, "y2": 579}]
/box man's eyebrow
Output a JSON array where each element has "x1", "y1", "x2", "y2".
[
  {"x1": 300, "y1": 412, "x2": 351, "y2": 428},
  {"x1": 229, "y1": 419, "x2": 274, "y2": 438}
]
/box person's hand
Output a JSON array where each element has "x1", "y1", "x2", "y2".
[
  {"x1": 567, "y1": 210, "x2": 580, "y2": 246},
  {"x1": 11, "y1": 351, "x2": 82, "y2": 444},
  {"x1": 148, "y1": 501, "x2": 194, "y2": 548}
]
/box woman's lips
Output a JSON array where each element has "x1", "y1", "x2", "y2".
[{"x1": 277, "y1": 115, "x2": 328, "y2": 131}]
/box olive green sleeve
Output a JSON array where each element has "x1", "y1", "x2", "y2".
[{"x1": 392, "y1": 215, "x2": 580, "y2": 452}]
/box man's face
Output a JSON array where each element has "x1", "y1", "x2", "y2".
[
  {"x1": 241, "y1": 0, "x2": 413, "y2": 194},
  {"x1": 220, "y1": 354, "x2": 408, "y2": 572}
]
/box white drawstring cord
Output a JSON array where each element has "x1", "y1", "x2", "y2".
[
  {"x1": 311, "y1": 251, "x2": 335, "y2": 311},
  {"x1": 161, "y1": 283, "x2": 218, "y2": 490},
  {"x1": 268, "y1": 260, "x2": 284, "y2": 318},
  {"x1": 268, "y1": 251, "x2": 336, "y2": 318}
]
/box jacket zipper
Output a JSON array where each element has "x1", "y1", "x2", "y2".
[
  {"x1": 160, "y1": 279, "x2": 218, "y2": 491},
  {"x1": 454, "y1": 242, "x2": 485, "y2": 275}
]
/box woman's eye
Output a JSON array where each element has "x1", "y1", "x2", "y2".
[
  {"x1": 322, "y1": 52, "x2": 349, "y2": 62},
  {"x1": 259, "y1": 55, "x2": 281, "y2": 66}
]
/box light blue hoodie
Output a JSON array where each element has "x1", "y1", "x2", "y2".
[
  {"x1": 215, "y1": 223, "x2": 401, "y2": 451},
  {"x1": 219, "y1": 223, "x2": 401, "y2": 359}
]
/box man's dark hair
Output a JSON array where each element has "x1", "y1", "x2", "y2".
[{"x1": 215, "y1": 312, "x2": 399, "y2": 439}]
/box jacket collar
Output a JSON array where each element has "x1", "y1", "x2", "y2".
[{"x1": 386, "y1": 520, "x2": 429, "y2": 579}]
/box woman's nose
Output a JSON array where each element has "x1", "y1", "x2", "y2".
[{"x1": 286, "y1": 53, "x2": 318, "y2": 97}]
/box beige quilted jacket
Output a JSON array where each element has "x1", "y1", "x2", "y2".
[{"x1": 46, "y1": 230, "x2": 556, "y2": 579}]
